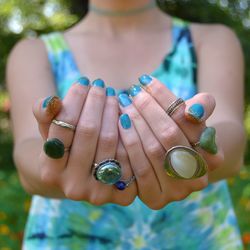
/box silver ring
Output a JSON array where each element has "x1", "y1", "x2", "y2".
[
  {"x1": 164, "y1": 145, "x2": 207, "y2": 179},
  {"x1": 52, "y1": 119, "x2": 76, "y2": 131},
  {"x1": 114, "y1": 175, "x2": 136, "y2": 190},
  {"x1": 93, "y1": 159, "x2": 122, "y2": 185},
  {"x1": 166, "y1": 98, "x2": 185, "y2": 116}
]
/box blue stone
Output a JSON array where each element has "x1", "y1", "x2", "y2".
[{"x1": 115, "y1": 181, "x2": 126, "y2": 190}]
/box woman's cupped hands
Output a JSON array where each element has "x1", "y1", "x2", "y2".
[{"x1": 32, "y1": 75, "x2": 223, "y2": 210}]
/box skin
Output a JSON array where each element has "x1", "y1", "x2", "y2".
[{"x1": 7, "y1": 0, "x2": 245, "y2": 209}]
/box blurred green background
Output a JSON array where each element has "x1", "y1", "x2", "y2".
[{"x1": 0, "y1": 0, "x2": 250, "y2": 249}]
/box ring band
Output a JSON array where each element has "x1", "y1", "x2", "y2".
[
  {"x1": 164, "y1": 145, "x2": 207, "y2": 179},
  {"x1": 93, "y1": 159, "x2": 122, "y2": 185},
  {"x1": 115, "y1": 175, "x2": 136, "y2": 190},
  {"x1": 166, "y1": 98, "x2": 185, "y2": 116},
  {"x1": 52, "y1": 119, "x2": 76, "y2": 131}
]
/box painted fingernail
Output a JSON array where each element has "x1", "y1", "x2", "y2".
[
  {"x1": 120, "y1": 114, "x2": 131, "y2": 129},
  {"x1": 92, "y1": 79, "x2": 105, "y2": 88},
  {"x1": 129, "y1": 85, "x2": 141, "y2": 97},
  {"x1": 43, "y1": 138, "x2": 65, "y2": 159},
  {"x1": 42, "y1": 96, "x2": 61, "y2": 116},
  {"x1": 187, "y1": 103, "x2": 205, "y2": 122},
  {"x1": 78, "y1": 76, "x2": 90, "y2": 86},
  {"x1": 139, "y1": 74, "x2": 153, "y2": 86},
  {"x1": 106, "y1": 87, "x2": 116, "y2": 96},
  {"x1": 117, "y1": 89, "x2": 129, "y2": 96},
  {"x1": 118, "y1": 93, "x2": 132, "y2": 107}
]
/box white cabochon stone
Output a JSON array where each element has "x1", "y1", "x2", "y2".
[{"x1": 170, "y1": 149, "x2": 198, "y2": 178}]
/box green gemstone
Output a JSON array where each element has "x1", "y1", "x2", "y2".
[
  {"x1": 96, "y1": 162, "x2": 122, "y2": 185},
  {"x1": 200, "y1": 127, "x2": 217, "y2": 154},
  {"x1": 43, "y1": 138, "x2": 65, "y2": 159}
]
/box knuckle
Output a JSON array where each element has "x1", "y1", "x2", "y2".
[
  {"x1": 88, "y1": 191, "x2": 108, "y2": 206},
  {"x1": 90, "y1": 88, "x2": 105, "y2": 99},
  {"x1": 146, "y1": 143, "x2": 164, "y2": 159},
  {"x1": 117, "y1": 195, "x2": 136, "y2": 207},
  {"x1": 173, "y1": 190, "x2": 190, "y2": 201},
  {"x1": 136, "y1": 96, "x2": 154, "y2": 112},
  {"x1": 195, "y1": 178, "x2": 208, "y2": 191},
  {"x1": 57, "y1": 113, "x2": 77, "y2": 126},
  {"x1": 161, "y1": 126, "x2": 181, "y2": 146},
  {"x1": 125, "y1": 139, "x2": 140, "y2": 151},
  {"x1": 148, "y1": 201, "x2": 166, "y2": 210},
  {"x1": 64, "y1": 184, "x2": 87, "y2": 201},
  {"x1": 77, "y1": 122, "x2": 98, "y2": 138},
  {"x1": 99, "y1": 133, "x2": 117, "y2": 150},
  {"x1": 134, "y1": 165, "x2": 151, "y2": 179},
  {"x1": 40, "y1": 168, "x2": 59, "y2": 186}
]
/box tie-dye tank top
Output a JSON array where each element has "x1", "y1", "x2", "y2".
[{"x1": 22, "y1": 18, "x2": 243, "y2": 250}]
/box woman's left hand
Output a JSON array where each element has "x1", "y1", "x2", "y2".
[{"x1": 118, "y1": 75, "x2": 224, "y2": 210}]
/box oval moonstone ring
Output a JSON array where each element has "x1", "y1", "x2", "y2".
[
  {"x1": 164, "y1": 146, "x2": 207, "y2": 179},
  {"x1": 93, "y1": 159, "x2": 122, "y2": 185}
]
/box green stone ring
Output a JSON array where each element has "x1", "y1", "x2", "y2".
[
  {"x1": 43, "y1": 138, "x2": 70, "y2": 159},
  {"x1": 164, "y1": 145, "x2": 207, "y2": 179},
  {"x1": 93, "y1": 159, "x2": 122, "y2": 185}
]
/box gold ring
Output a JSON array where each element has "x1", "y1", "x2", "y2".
[
  {"x1": 52, "y1": 119, "x2": 76, "y2": 131},
  {"x1": 166, "y1": 98, "x2": 185, "y2": 116}
]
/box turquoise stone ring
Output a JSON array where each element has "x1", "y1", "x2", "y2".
[{"x1": 93, "y1": 159, "x2": 122, "y2": 185}]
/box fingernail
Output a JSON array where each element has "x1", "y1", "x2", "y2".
[
  {"x1": 187, "y1": 103, "x2": 205, "y2": 122},
  {"x1": 42, "y1": 96, "x2": 61, "y2": 116},
  {"x1": 139, "y1": 74, "x2": 153, "y2": 86},
  {"x1": 92, "y1": 79, "x2": 105, "y2": 88},
  {"x1": 116, "y1": 89, "x2": 129, "y2": 96},
  {"x1": 199, "y1": 127, "x2": 217, "y2": 154},
  {"x1": 118, "y1": 93, "x2": 132, "y2": 107},
  {"x1": 129, "y1": 85, "x2": 141, "y2": 97},
  {"x1": 120, "y1": 114, "x2": 131, "y2": 129},
  {"x1": 43, "y1": 138, "x2": 65, "y2": 159},
  {"x1": 78, "y1": 76, "x2": 90, "y2": 86},
  {"x1": 106, "y1": 87, "x2": 116, "y2": 96}
]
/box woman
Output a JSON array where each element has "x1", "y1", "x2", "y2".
[{"x1": 7, "y1": 0, "x2": 245, "y2": 249}]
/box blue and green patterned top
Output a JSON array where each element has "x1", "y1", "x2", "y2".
[{"x1": 23, "y1": 18, "x2": 243, "y2": 250}]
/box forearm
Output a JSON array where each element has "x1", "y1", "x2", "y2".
[
  {"x1": 14, "y1": 137, "x2": 65, "y2": 198},
  {"x1": 208, "y1": 120, "x2": 246, "y2": 182}
]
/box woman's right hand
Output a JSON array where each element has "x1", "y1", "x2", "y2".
[{"x1": 33, "y1": 78, "x2": 137, "y2": 206}]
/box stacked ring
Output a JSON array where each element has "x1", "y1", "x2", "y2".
[
  {"x1": 164, "y1": 145, "x2": 207, "y2": 179},
  {"x1": 52, "y1": 119, "x2": 76, "y2": 131},
  {"x1": 166, "y1": 98, "x2": 185, "y2": 117},
  {"x1": 115, "y1": 176, "x2": 136, "y2": 191},
  {"x1": 43, "y1": 138, "x2": 70, "y2": 159}
]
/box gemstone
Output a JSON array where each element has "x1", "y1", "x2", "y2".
[
  {"x1": 43, "y1": 138, "x2": 65, "y2": 159},
  {"x1": 95, "y1": 160, "x2": 122, "y2": 185},
  {"x1": 199, "y1": 127, "x2": 217, "y2": 154},
  {"x1": 115, "y1": 181, "x2": 127, "y2": 190},
  {"x1": 164, "y1": 146, "x2": 207, "y2": 179}
]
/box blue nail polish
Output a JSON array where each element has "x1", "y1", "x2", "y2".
[
  {"x1": 78, "y1": 76, "x2": 90, "y2": 86},
  {"x1": 129, "y1": 85, "x2": 141, "y2": 97},
  {"x1": 118, "y1": 93, "x2": 132, "y2": 107},
  {"x1": 42, "y1": 96, "x2": 53, "y2": 108},
  {"x1": 120, "y1": 114, "x2": 131, "y2": 129},
  {"x1": 92, "y1": 79, "x2": 105, "y2": 88},
  {"x1": 106, "y1": 87, "x2": 116, "y2": 96},
  {"x1": 139, "y1": 74, "x2": 152, "y2": 86},
  {"x1": 188, "y1": 103, "x2": 205, "y2": 121},
  {"x1": 116, "y1": 89, "x2": 129, "y2": 96}
]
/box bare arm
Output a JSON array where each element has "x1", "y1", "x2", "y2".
[
  {"x1": 7, "y1": 38, "x2": 64, "y2": 197},
  {"x1": 195, "y1": 24, "x2": 246, "y2": 181}
]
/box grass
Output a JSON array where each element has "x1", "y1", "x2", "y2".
[{"x1": 0, "y1": 91, "x2": 249, "y2": 249}]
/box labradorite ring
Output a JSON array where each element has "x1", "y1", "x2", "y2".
[
  {"x1": 52, "y1": 119, "x2": 76, "y2": 131},
  {"x1": 93, "y1": 159, "x2": 122, "y2": 185},
  {"x1": 43, "y1": 138, "x2": 70, "y2": 159},
  {"x1": 164, "y1": 145, "x2": 207, "y2": 180},
  {"x1": 166, "y1": 98, "x2": 185, "y2": 117}
]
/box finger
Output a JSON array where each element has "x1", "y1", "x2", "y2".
[
  {"x1": 63, "y1": 79, "x2": 107, "y2": 198},
  {"x1": 118, "y1": 93, "x2": 167, "y2": 191},
  {"x1": 137, "y1": 76, "x2": 222, "y2": 169},
  {"x1": 111, "y1": 139, "x2": 137, "y2": 206},
  {"x1": 118, "y1": 113, "x2": 163, "y2": 208},
  {"x1": 33, "y1": 96, "x2": 62, "y2": 140},
  {"x1": 40, "y1": 77, "x2": 90, "y2": 183}
]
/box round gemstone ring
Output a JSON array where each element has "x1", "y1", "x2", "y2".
[
  {"x1": 164, "y1": 146, "x2": 207, "y2": 179},
  {"x1": 93, "y1": 159, "x2": 122, "y2": 185}
]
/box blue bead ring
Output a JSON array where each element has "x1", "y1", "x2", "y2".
[{"x1": 114, "y1": 175, "x2": 136, "y2": 191}]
